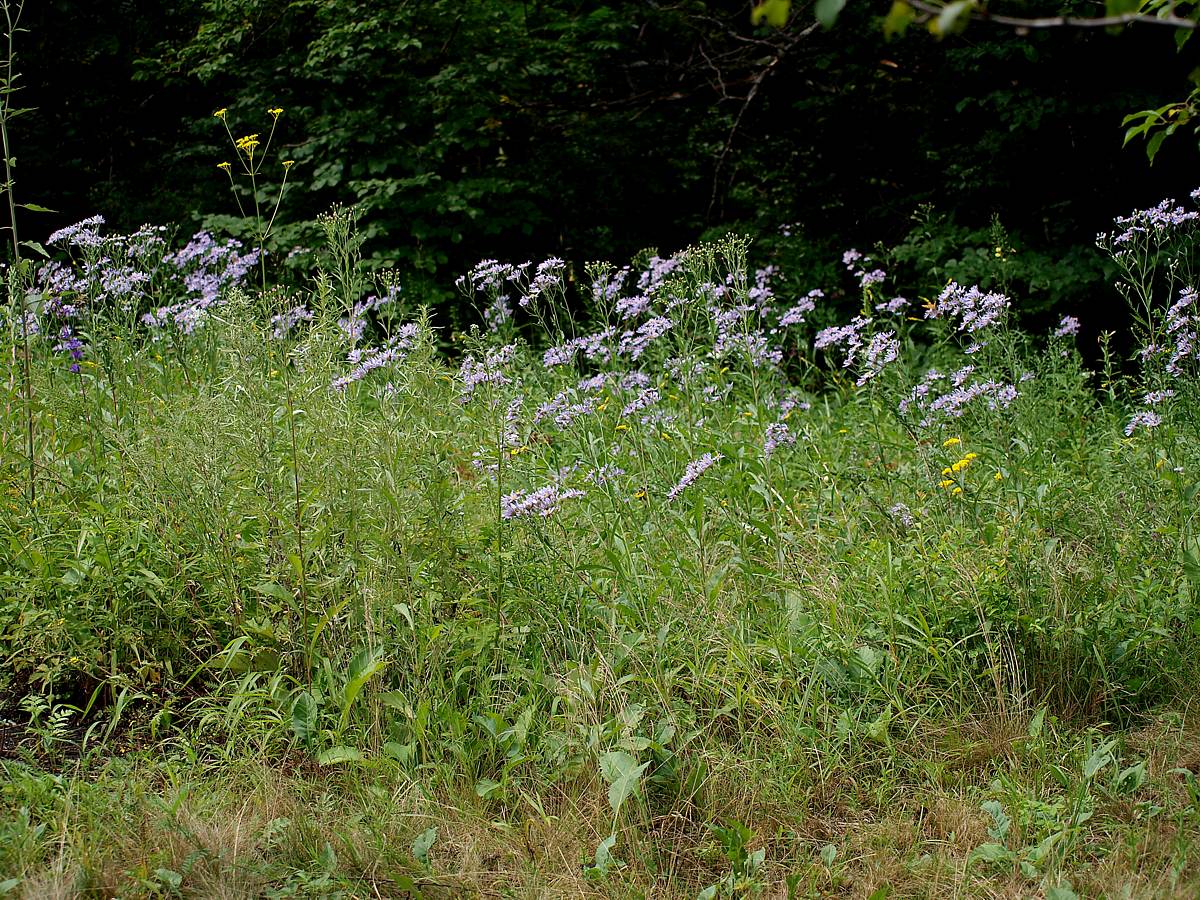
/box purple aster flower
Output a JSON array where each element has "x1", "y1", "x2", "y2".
[
  {"x1": 1125, "y1": 409, "x2": 1162, "y2": 436},
  {"x1": 667, "y1": 452, "x2": 723, "y2": 501},
  {"x1": 501, "y1": 484, "x2": 585, "y2": 520},
  {"x1": 1053, "y1": 315, "x2": 1081, "y2": 338},
  {"x1": 763, "y1": 422, "x2": 795, "y2": 459}
]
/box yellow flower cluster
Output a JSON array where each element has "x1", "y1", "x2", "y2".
[
  {"x1": 941, "y1": 452, "x2": 978, "y2": 477},
  {"x1": 235, "y1": 133, "x2": 261, "y2": 154},
  {"x1": 938, "y1": 445, "x2": 979, "y2": 496}
]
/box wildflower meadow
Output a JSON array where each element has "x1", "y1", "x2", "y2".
[
  {"x1": 4, "y1": 1, "x2": 1200, "y2": 895},
  {"x1": 2, "y1": 180, "x2": 1200, "y2": 897}
]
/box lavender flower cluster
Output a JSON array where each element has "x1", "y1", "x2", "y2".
[
  {"x1": 667, "y1": 452, "x2": 722, "y2": 501},
  {"x1": 501, "y1": 484, "x2": 585, "y2": 520}
]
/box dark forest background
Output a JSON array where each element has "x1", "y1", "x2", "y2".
[{"x1": 13, "y1": 0, "x2": 1200, "y2": 326}]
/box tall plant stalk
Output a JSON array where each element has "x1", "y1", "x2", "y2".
[{"x1": 0, "y1": 0, "x2": 30, "y2": 503}]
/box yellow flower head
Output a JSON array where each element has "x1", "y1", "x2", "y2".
[
  {"x1": 217, "y1": 161, "x2": 232, "y2": 171},
  {"x1": 951, "y1": 486, "x2": 963, "y2": 496},
  {"x1": 235, "y1": 133, "x2": 261, "y2": 153},
  {"x1": 938, "y1": 479, "x2": 955, "y2": 489},
  {"x1": 282, "y1": 159, "x2": 295, "y2": 169},
  {"x1": 994, "y1": 471, "x2": 1004, "y2": 481},
  {"x1": 942, "y1": 436, "x2": 961, "y2": 447},
  {"x1": 268, "y1": 107, "x2": 284, "y2": 118},
  {"x1": 963, "y1": 452, "x2": 978, "y2": 461},
  {"x1": 213, "y1": 108, "x2": 228, "y2": 119}
]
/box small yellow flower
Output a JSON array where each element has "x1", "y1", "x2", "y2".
[
  {"x1": 213, "y1": 108, "x2": 228, "y2": 119},
  {"x1": 743, "y1": 411, "x2": 753, "y2": 417},
  {"x1": 217, "y1": 161, "x2": 232, "y2": 172},
  {"x1": 963, "y1": 452, "x2": 978, "y2": 461},
  {"x1": 660, "y1": 432, "x2": 671, "y2": 441},
  {"x1": 938, "y1": 479, "x2": 954, "y2": 489},
  {"x1": 282, "y1": 159, "x2": 295, "y2": 169},
  {"x1": 951, "y1": 486, "x2": 963, "y2": 495},
  {"x1": 268, "y1": 107, "x2": 284, "y2": 117},
  {"x1": 941, "y1": 466, "x2": 952, "y2": 476},
  {"x1": 942, "y1": 436, "x2": 961, "y2": 447},
  {"x1": 634, "y1": 489, "x2": 647, "y2": 499},
  {"x1": 596, "y1": 401, "x2": 608, "y2": 412},
  {"x1": 994, "y1": 471, "x2": 1003, "y2": 481},
  {"x1": 615, "y1": 423, "x2": 628, "y2": 431}
]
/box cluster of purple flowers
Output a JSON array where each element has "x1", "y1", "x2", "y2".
[
  {"x1": 48, "y1": 215, "x2": 107, "y2": 249},
  {"x1": 842, "y1": 249, "x2": 887, "y2": 290},
  {"x1": 53, "y1": 325, "x2": 85, "y2": 373},
  {"x1": 270, "y1": 304, "x2": 314, "y2": 340},
  {"x1": 522, "y1": 258, "x2": 566, "y2": 307},
  {"x1": 636, "y1": 255, "x2": 680, "y2": 293},
  {"x1": 926, "y1": 282, "x2": 1010, "y2": 337},
  {"x1": 587, "y1": 464, "x2": 625, "y2": 486},
  {"x1": 1125, "y1": 410, "x2": 1163, "y2": 436},
  {"x1": 898, "y1": 365, "x2": 1018, "y2": 426},
  {"x1": 501, "y1": 484, "x2": 585, "y2": 520},
  {"x1": 543, "y1": 327, "x2": 616, "y2": 368},
  {"x1": 619, "y1": 315, "x2": 674, "y2": 360},
  {"x1": 460, "y1": 344, "x2": 516, "y2": 398},
  {"x1": 874, "y1": 296, "x2": 909, "y2": 315},
  {"x1": 815, "y1": 316, "x2": 872, "y2": 368},
  {"x1": 331, "y1": 323, "x2": 421, "y2": 391},
  {"x1": 763, "y1": 422, "x2": 795, "y2": 459},
  {"x1": 856, "y1": 331, "x2": 900, "y2": 386},
  {"x1": 339, "y1": 287, "x2": 399, "y2": 345},
  {"x1": 143, "y1": 232, "x2": 260, "y2": 335},
  {"x1": 778, "y1": 290, "x2": 821, "y2": 328},
  {"x1": 1053, "y1": 315, "x2": 1081, "y2": 338},
  {"x1": 621, "y1": 387, "x2": 660, "y2": 419},
  {"x1": 1102, "y1": 196, "x2": 1199, "y2": 251},
  {"x1": 667, "y1": 452, "x2": 723, "y2": 501},
  {"x1": 535, "y1": 389, "x2": 597, "y2": 429},
  {"x1": 1163, "y1": 287, "x2": 1199, "y2": 377},
  {"x1": 889, "y1": 503, "x2": 915, "y2": 528}
]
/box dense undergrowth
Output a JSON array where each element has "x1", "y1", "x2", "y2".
[{"x1": 2, "y1": 197, "x2": 1200, "y2": 898}]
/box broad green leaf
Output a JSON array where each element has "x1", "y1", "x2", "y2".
[
  {"x1": 599, "y1": 750, "x2": 649, "y2": 814},
  {"x1": 411, "y1": 826, "x2": 437, "y2": 866},
  {"x1": 751, "y1": 0, "x2": 791, "y2": 27},
  {"x1": 1027, "y1": 706, "x2": 1046, "y2": 739},
  {"x1": 1146, "y1": 129, "x2": 1167, "y2": 163},
  {"x1": 18, "y1": 202, "x2": 55, "y2": 213},
  {"x1": 253, "y1": 581, "x2": 293, "y2": 603},
  {"x1": 981, "y1": 800, "x2": 1010, "y2": 842},
  {"x1": 815, "y1": 0, "x2": 848, "y2": 29},
  {"x1": 589, "y1": 833, "x2": 622, "y2": 875},
  {"x1": 1083, "y1": 739, "x2": 1116, "y2": 780},
  {"x1": 291, "y1": 691, "x2": 317, "y2": 744},
  {"x1": 968, "y1": 842, "x2": 1014, "y2": 865},
  {"x1": 316, "y1": 745, "x2": 363, "y2": 765},
  {"x1": 19, "y1": 240, "x2": 48, "y2": 258},
  {"x1": 340, "y1": 645, "x2": 387, "y2": 730}
]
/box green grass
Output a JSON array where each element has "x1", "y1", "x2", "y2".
[{"x1": 2, "y1": 220, "x2": 1200, "y2": 898}]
